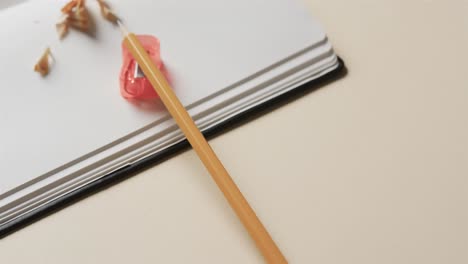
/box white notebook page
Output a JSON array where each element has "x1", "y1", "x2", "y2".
[{"x1": 0, "y1": 0, "x2": 326, "y2": 194}]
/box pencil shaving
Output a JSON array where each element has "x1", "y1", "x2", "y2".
[
  {"x1": 56, "y1": 0, "x2": 90, "y2": 38},
  {"x1": 97, "y1": 0, "x2": 118, "y2": 24},
  {"x1": 34, "y1": 48, "x2": 52, "y2": 77},
  {"x1": 61, "y1": 0, "x2": 77, "y2": 13},
  {"x1": 68, "y1": 6, "x2": 90, "y2": 31}
]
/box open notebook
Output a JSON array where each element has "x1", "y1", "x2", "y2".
[{"x1": 0, "y1": 0, "x2": 343, "y2": 235}]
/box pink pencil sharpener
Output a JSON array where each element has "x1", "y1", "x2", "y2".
[{"x1": 119, "y1": 35, "x2": 167, "y2": 100}]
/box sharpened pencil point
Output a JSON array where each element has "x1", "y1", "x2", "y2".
[{"x1": 117, "y1": 20, "x2": 129, "y2": 37}]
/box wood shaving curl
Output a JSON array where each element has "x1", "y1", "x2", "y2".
[
  {"x1": 97, "y1": 0, "x2": 119, "y2": 24},
  {"x1": 56, "y1": 0, "x2": 90, "y2": 39},
  {"x1": 34, "y1": 48, "x2": 52, "y2": 77}
]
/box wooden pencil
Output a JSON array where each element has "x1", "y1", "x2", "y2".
[{"x1": 118, "y1": 22, "x2": 287, "y2": 264}]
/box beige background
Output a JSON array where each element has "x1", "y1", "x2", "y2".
[{"x1": 1, "y1": 0, "x2": 467, "y2": 263}]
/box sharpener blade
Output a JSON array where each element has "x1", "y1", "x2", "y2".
[{"x1": 134, "y1": 62, "x2": 145, "y2": 78}]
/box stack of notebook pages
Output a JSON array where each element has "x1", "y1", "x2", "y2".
[{"x1": 0, "y1": 0, "x2": 342, "y2": 231}]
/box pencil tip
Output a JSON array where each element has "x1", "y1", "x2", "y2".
[{"x1": 117, "y1": 20, "x2": 129, "y2": 36}]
